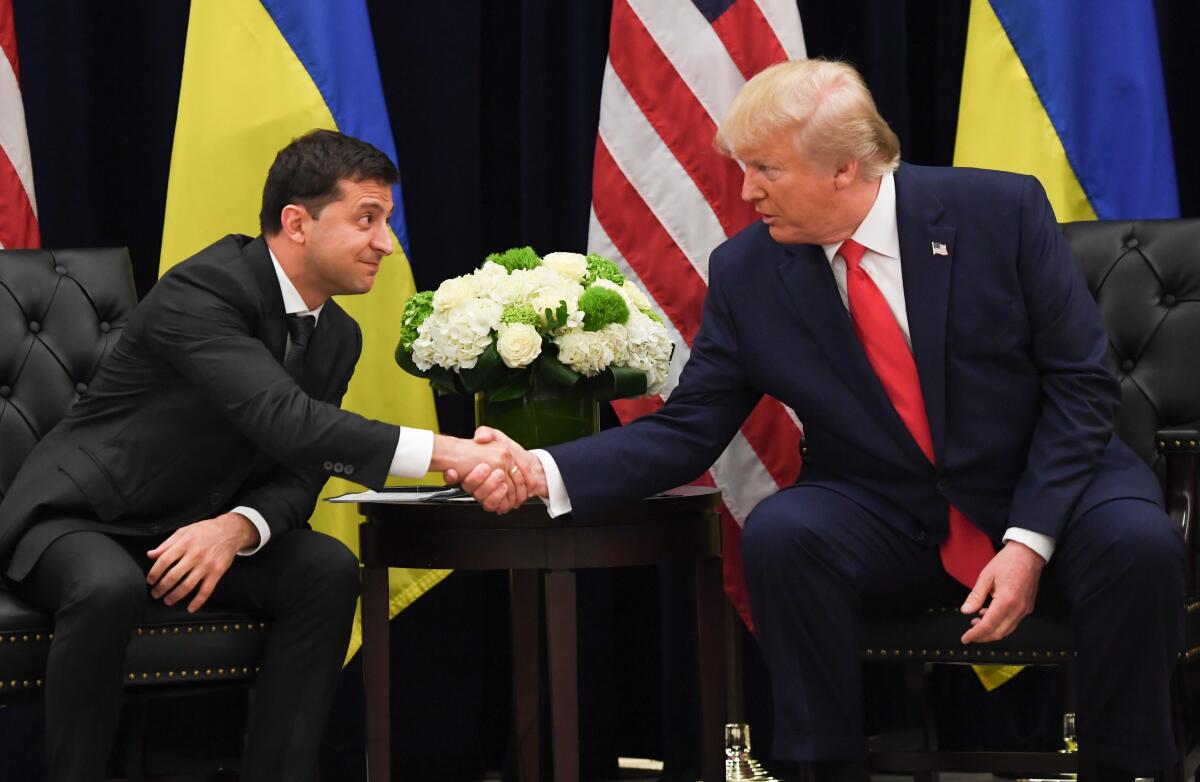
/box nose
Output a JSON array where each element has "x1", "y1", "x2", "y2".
[
  {"x1": 373, "y1": 221, "x2": 395, "y2": 256},
  {"x1": 740, "y1": 168, "x2": 763, "y2": 202}
]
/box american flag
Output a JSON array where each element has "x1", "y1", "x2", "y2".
[
  {"x1": 0, "y1": 0, "x2": 39, "y2": 250},
  {"x1": 588, "y1": 0, "x2": 805, "y2": 627}
]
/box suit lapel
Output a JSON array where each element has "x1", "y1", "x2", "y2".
[
  {"x1": 244, "y1": 236, "x2": 290, "y2": 365},
  {"x1": 895, "y1": 166, "x2": 953, "y2": 465},
  {"x1": 776, "y1": 244, "x2": 923, "y2": 456}
]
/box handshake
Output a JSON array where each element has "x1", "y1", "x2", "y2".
[{"x1": 430, "y1": 427, "x2": 548, "y2": 513}]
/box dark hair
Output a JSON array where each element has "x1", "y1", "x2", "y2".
[{"x1": 259, "y1": 129, "x2": 399, "y2": 235}]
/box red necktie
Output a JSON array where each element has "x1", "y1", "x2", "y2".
[{"x1": 839, "y1": 238, "x2": 993, "y2": 589}]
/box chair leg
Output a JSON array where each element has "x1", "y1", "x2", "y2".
[{"x1": 907, "y1": 662, "x2": 938, "y2": 782}]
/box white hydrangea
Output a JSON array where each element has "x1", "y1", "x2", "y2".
[
  {"x1": 601, "y1": 323, "x2": 630, "y2": 366},
  {"x1": 411, "y1": 297, "x2": 502, "y2": 370},
  {"x1": 541, "y1": 251, "x2": 588, "y2": 282},
  {"x1": 496, "y1": 322, "x2": 542, "y2": 368},
  {"x1": 554, "y1": 329, "x2": 616, "y2": 377},
  {"x1": 621, "y1": 311, "x2": 674, "y2": 394}
]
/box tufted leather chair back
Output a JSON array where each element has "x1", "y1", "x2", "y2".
[
  {"x1": 0, "y1": 248, "x2": 137, "y2": 503},
  {"x1": 1064, "y1": 219, "x2": 1200, "y2": 473}
]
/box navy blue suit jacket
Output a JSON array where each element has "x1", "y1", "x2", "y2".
[{"x1": 548, "y1": 164, "x2": 1162, "y2": 545}]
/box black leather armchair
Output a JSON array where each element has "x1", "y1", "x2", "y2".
[
  {"x1": 0, "y1": 248, "x2": 271, "y2": 775},
  {"x1": 862, "y1": 219, "x2": 1200, "y2": 781}
]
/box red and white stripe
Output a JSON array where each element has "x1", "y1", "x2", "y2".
[
  {"x1": 590, "y1": 0, "x2": 804, "y2": 627},
  {"x1": 0, "y1": 0, "x2": 39, "y2": 250}
]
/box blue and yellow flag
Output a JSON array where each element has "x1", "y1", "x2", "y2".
[
  {"x1": 955, "y1": 0, "x2": 1179, "y2": 222},
  {"x1": 160, "y1": 0, "x2": 445, "y2": 661},
  {"x1": 954, "y1": 0, "x2": 1177, "y2": 690}
]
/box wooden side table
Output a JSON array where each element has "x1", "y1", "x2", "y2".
[{"x1": 357, "y1": 486, "x2": 725, "y2": 782}]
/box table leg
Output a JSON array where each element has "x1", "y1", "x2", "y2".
[
  {"x1": 695, "y1": 555, "x2": 727, "y2": 782},
  {"x1": 544, "y1": 569, "x2": 579, "y2": 782},
  {"x1": 510, "y1": 569, "x2": 540, "y2": 782},
  {"x1": 361, "y1": 564, "x2": 391, "y2": 782}
]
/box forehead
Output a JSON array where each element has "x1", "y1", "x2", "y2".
[
  {"x1": 737, "y1": 131, "x2": 803, "y2": 164},
  {"x1": 334, "y1": 177, "x2": 394, "y2": 206}
]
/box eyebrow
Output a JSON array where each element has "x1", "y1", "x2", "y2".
[{"x1": 357, "y1": 198, "x2": 395, "y2": 219}]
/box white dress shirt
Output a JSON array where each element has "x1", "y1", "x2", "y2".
[
  {"x1": 535, "y1": 172, "x2": 1054, "y2": 563},
  {"x1": 231, "y1": 250, "x2": 434, "y2": 555}
]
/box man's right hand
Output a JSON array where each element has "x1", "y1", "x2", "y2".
[
  {"x1": 430, "y1": 433, "x2": 526, "y2": 512},
  {"x1": 447, "y1": 427, "x2": 546, "y2": 510}
]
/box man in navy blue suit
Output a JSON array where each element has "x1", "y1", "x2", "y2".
[{"x1": 460, "y1": 59, "x2": 1185, "y2": 781}]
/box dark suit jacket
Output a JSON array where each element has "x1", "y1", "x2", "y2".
[
  {"x1": 549, "y1": 164, "x2": 1162, "y2": 545},
  {"x1": 0, "y1": 234, "x2": 401, "y2": 579}
]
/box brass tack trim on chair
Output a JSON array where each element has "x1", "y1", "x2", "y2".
[
  {"x1": 1185, "y1": 647, "x2": 1200, "y2": 660},
  {"x1": 1187, "y1": 601, "x2": 1200, "y2": 614},
  {"x1": 36, "y1": 679, "x2": 43, "y2": 688}
]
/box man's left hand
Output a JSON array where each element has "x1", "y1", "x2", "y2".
[
  {"x1": 959, "y1": 540, "x2": 1045, "y2": 644},
  {"x1": 146, "y1": 512, "x2": 259, "y2": 613}
]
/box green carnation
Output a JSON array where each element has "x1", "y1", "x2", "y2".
[
  {"x1": 641, "y1": 307, "x2": 664, "y2": 325},
  {"x1": 485, "y1": 246, "x2": 542, "y2": 273},
  {"x1": 501, "y1": 304, "x2": 541, "y2": 328},
  {"x1": 584, "y1": 253, "x2": 626, "y2": 286},
  {"x1": 399, "y1": 290, "x2": 434, "y2": 352},
  {"x1": 578, "y1": 286, "x2": 629, "y2": 332}
]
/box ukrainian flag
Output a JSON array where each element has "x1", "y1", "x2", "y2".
[
  {"x1": 160, "y1": 0, "x2": 445, "y2": 661},
  {"x1": 955, "y1": 0, "x2": 1179, "y2": 222},
  {"x1": 954, "y1": 0, "x2": 1178, "y2": 690}
]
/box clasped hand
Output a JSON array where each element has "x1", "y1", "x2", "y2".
[{"x1": 437, "y1": 428, "x2": 545, "y2": 513}]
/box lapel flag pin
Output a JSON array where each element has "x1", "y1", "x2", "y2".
[{"x1": 931, "y1": 241, "x2": 949, "y2": 256}]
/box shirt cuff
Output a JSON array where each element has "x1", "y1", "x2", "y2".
[
  {"x1": 230, "y1": 506, "x2": 270, "y2": 556},
  {"x1": 1002, "y1": 527, "x2": 1055, "y2": 563},
  {"x1": 531, "y1": 449, "x2": 572, "y2": 518},
  {"x1": 389, "y1": 427, "x2": 434, "y2": 478}
]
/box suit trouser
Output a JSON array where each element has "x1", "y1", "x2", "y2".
[
  {"x1": 740, "y1": 485, "x2": 1186, "y2": 774},
  {"x1": 16, "y1": 526, "x2": 360, "y2": 782}
]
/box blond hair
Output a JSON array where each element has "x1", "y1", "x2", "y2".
[{"x1": 714, "y1": 59, "x2": 900, "y2": 178}]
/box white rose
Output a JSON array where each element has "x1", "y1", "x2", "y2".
[
  {"x1": 496, "y1": 323, "x2": 543, "y2": 368},
  {"x1": 623, "y1": 280, "x2": 653, "y2": 311},
  {"x1": 541, "y1": 252, "x2": 588, "y2": 282}
]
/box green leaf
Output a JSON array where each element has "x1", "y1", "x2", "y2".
[
  {"x1": 543, "y1": 300, "x2": 569, "y2": 332},
  {"x1": 394, "y1": 345, "x2": 462, "y2": 395},
  {"x1": 537, "y1": 347, "x2": 581, "y2": 388},
  {"x1": 486, "y1": 371, "x2": 532, "y2": 402},
  {"x1": 581, "y1": 366, "x2": 648, "y2": 401},
  {"x1": 458, "y1": 341, "x2": 506, "y2": 393}
]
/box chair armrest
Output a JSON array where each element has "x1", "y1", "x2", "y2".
[{"x1": 1157, "y1": 429, "x2": 1198, "y2": 591}]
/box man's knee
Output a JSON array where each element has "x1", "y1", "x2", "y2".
[
  {"x1": 60, "y1": 567, "x2": 148, "y2": 628},
  {"x1": 1075, "y1": 499, "x2": 1186, "y2": 598},
  {"x1": 288, "y1": 533, "x2": 360, "y2": 603},
  {"x1": 742, "y1": 489, "x2": 830, "y2": 574}
]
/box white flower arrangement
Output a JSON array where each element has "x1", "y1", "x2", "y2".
[{"x1": 397, "y1": 247, "x2": 674, "y2": 401}]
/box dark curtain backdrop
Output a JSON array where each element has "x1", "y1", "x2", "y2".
[{"x1": 9, "y1": 1, "x2": 1200, "y2": 780}]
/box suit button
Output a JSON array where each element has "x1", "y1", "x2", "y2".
[
  {"x1": 209, "y1": 493, "x2": 222, "y2": 506},
  {"x1": 935, "y1": 478, "x2": 948, "y2": 495},
  {"x1": 333, "y1": 462, "x2": 344, "y2": 474},
  {"x1": 343, "y1": 464, "x2": 354, "y2": 476},
  {"x1": 28, "y1": 321, "x2": 40, "y2": 334},
  {"x1": 915, "y1": 529, "x2": 927, "y2": 542},
  {"x1": 323, "y1": 461, "x2": 334, "y2": 471}
]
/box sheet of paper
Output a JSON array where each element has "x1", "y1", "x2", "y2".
[{"x1": 324, "y1": 488, "x2": 472, "y2": 504}]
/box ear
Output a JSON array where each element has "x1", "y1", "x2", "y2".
[
  {"x1": 279, "y1": 204, "x2": 309, "y2": 244},
  {"x1": 832, "y1": 159, "x2": 859, "y2": 190}
]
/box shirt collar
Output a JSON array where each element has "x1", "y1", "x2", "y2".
[
  {"x1": 268, "y1": 248, "x2": 323, "y2": 322},
  {"x1": 821, "y1": 171, "x2": 900, "y2": 263}
]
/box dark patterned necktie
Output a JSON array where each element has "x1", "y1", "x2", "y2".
[{"x1": 284, "y1": 314, "x2": 316, "y2": 379}]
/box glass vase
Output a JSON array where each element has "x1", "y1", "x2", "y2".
[{"x1": 475, "y1": 383, "x2": 599, "y2": 450}]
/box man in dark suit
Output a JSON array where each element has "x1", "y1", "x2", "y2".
[
  {"x1": 466, "y1": 61, "x2": 1186, "y2": 780},
  {"x1": 0, "y1": 129, "x2": 523, "y2": 782}
]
